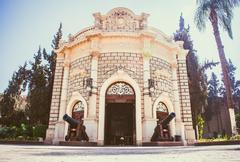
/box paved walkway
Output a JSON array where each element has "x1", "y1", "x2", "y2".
[{"x1": 0, "y1": 144, "x2": 239, "y2": 162}]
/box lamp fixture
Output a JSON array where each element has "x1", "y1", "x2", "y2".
[
  {"x1": 148, "y1": 78, "x2": 155, "y2": 96},
  {"x1": 83, "y1": 77, "x2": 93, "y2": 96}
]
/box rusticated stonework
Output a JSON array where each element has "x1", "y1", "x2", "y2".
[
  {"x1": 150, "y1": 57, "x2": 174, "y2": 103},
  {"x1": 97, "y1": 52, "x2": 144, "y2": 118},
  {"x1": 68, "y1": 56, "x2": 91, "y2": 103}
]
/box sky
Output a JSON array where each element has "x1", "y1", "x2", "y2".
[{"x1": 0, "y1": 0, "x2": 239, "y2": 93}]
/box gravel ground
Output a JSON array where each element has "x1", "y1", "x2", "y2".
[{"x1": 0, "y1": 144, "x2": 239, "y2": 162}]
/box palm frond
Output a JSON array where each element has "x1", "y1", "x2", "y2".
[
  {"x1": 216, "y1": 0, "x2": 234, "y2": 38},
  {"x1": 194, "y1": 0, "x2": 211, "y2": 31},
  {"x1": 228, "y1": 0, "x2": 240, "y2": 7},
  {"x1": 200, "y1": 59, "x2": 219, "y2": 71}
]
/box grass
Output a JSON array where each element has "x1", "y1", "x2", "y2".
[{"x1": 198, "y1": 135, "x2": 240, "y2": 142}]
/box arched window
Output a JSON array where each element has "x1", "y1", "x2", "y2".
[
  {"x1": 72, "y1": 101, "x2": 84, "y2": 121},
  {"x1": 156, "y1": 102, "x2": 168, "y2": 122},
  {"x1": 156, "y1": 102, "x2": 170, "y2": 139}
]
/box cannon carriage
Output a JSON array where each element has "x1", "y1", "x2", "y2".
[
  {"x1": 63, "y1": 114, "x2": 89, "y2": 142},
  {"x1": 151, "y1": 112, "x2": 176, "y2": 141}
]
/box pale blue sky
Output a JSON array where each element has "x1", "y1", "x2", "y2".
[{"x1": 0, "y1": 0, "x2": 239, "y2": 92}]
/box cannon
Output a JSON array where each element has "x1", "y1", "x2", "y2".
[
  {"x1": 151, "y1": 112, "x2": 176, "y2": 142},
  {"x1": 160, "y1": 112, "x2": 176, "y2": 126},
  {"x1": 63, "y1": 114, "x2": 89, "y2": 142},
  {"x1": 63, "y1": 114, "x2": 80, "y2": 127}
]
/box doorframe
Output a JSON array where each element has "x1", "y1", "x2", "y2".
[
  {"x1": 98, "y1": 71, "x2": 142, "y2": 145},
  {"x1": 104, "y1": 102, "x2": 135, "y2": 145}
]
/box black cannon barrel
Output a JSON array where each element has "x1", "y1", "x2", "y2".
[
  {"x1": 63, "y1": 114, "x2": 80, "y2": 127},
  {"x1": 160, "y1": 112, "x2": 176, "y2": 126}
]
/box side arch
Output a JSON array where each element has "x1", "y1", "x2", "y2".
[
  {"x1": 98, "y1": 70, "x2": 142, "y2": 145},
  {"x1": 153, "y1": 92, "x2": 174, "y2": 119},
  {"x1": 65, "y1": 91, "x2": 88, "y2": 118},
  {"x1": 64, "y1": 92, "x2": 88, "y2": 136},
  {"x1": 153, "y1": 92, "x2": 176, "y2": 137}
]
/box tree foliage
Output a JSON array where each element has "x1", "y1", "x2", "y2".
[
  {"x1": 0, "y1": 23, "x2": 63, "y2": 126},
  {"x1": 27, "y1": 23, "x2": 62, "y2": 125},
  {"x1": 26, "y1": 47, "x2": 49, "y2": 125},
  {"x1": 0, "y1": 63, "x2": 29, "y2": 126},
  {"x1": 194, "y1": 0, "x2": 239, "y2": 111}
]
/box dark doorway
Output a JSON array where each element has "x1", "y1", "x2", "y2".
[{"x1": 104, "y1": 103, "x2": 135, "y2": 145}]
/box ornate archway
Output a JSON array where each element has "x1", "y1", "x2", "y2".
[
  {"x1": 104, "y1": 82, "x2": 135, "y2": 145},
  {"x1": 98, "y1": 70, "x2": 142, "y2": 145}
]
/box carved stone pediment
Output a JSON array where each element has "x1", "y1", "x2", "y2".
[{"x1": 93, "y1": 7, "x2": 149, "y2": 32}]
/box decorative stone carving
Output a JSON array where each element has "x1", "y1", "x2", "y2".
[
  {"x1": 73, "y1": 101, "x2": 84, "y2": 112},
  {"x1": 143, "y1": 51, "x2": 152, "y2": 59},
  {"x1": 68, "y1": 34, "x2": 74, "y2": 42},
  {"x1": 93, "y1": 7, "x2": 149, "y2": 32},
  {"x1": 107, "y1": 82, "x2": 134, "y2": 96},
  {"x1": 91, "y1": 51, "x2": 100, "y2": 59},
  {"x1": 156, "y1": 102, "x2": 168, "y2": 113}
]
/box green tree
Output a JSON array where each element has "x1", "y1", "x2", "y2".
[
  {"x1": 194, "y1": 0, "x2": 239, "y2": 117},
  {"x1": 0, "y1": 63, "x2": 29, "y2": 126},
  {"x1": 208, "y1": 72, "x2": 219, "y2": 98},
  {"x1": 206, "y1": 72, "x2": 223, "y2": 133},
  {"x1": 174, "y1": 14, "x2": 216, "y2": 136},
  {"x1": 27, "y1": 47, "x2": 48, "y2": 125},
  {"x1": 220, "y1": 59, "x2": 240, "y2": 129}
]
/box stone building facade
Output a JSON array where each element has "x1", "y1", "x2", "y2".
[{"x1": 45, "y1": 7, "x2": 195, "y2": 145}]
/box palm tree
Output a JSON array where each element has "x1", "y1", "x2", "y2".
[{"x1": 194, "y1": 0, "x2": 239, "y2": 134}]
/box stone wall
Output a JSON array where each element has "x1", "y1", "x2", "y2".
[
  {"x1": 67, "y1": 56, "x2": 91, "y2": 105},
  {"x1": 97, "y1": 52, "x2": 144, "y2": 117},
  {"x1": 176, "y1": 58, "x2": 193, "y2": 129},
  {"x1": 150, "y1": 56, "x2": 174, "y2": 105},
  {"x1": 48, "y1": 58, "x2": 64, "y2": 130}
]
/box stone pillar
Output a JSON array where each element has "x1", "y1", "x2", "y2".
[
  {"x1": 52, "y1": 59, "x2": 70, "y2": 144},
  {"x1": 142, "y1": 37, "x2": 156, "y2": 142},
  {"x1": 45, "y1": 56, "x2": 64, "y2": 144},
  {"x1": 176, "y1": 50, "x2": 195, "y2": 143},
  {"x1": 228, "y1": 108, "x2": 237, "y2": 135},
  {"x1": 84, "y1": 51, "x2": 99, "y2": 142},
  {"x1": 172, "y1": 62, "x2": 186, "y2": 143},
  {"x1": 84, "y1": 37, "x2": 100, "y2": 142}
]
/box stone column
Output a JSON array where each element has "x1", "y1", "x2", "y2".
[
  {"x1": 53, "y1": 59, "x2": 70, "y2": 144},
  {"x1": 142, "y1": 37, "x2": 156, "y2": 142},
  {"x1": 228, "y1": 108, "x2": 237, "y2": 135},
  {"x1": 84, "y1": 37, "x2": 100, "y2": 142},
  {"x1": 45, "y1": 56, "x2": 64, "y2": 144},
  {"x1": 176, "y1": 50, "x2": 195, "y2": 143},
  {"x1": 84, "y1": 51, "x2": 99, "y2": 142},
  {"x1": 172, "y1": 62, "x2": 186, "y2": 143}
]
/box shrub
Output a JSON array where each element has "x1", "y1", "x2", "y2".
[
  {"x1": 20, "y1": 123, "x2": 32, "y2": 138},
  {"x1": 0, "y1": 127, "x2": 10, "y2": 139},
  {"x1": 236, "y1": 113, "x2": 240, "y2": 128},
  {"x1": 32, "y1": 124, "x2": 47, "y2": 139},
  {"x1": 197, "y1": 115, "x2": 205, "y2": 139},
  {"x1": 230, "y1": 135, "x2": 240, "y2": 140}
]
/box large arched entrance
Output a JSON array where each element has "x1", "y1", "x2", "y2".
[{"x1": 104, "y1": 82, "x2": 136, "y2": 145}]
